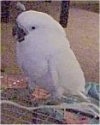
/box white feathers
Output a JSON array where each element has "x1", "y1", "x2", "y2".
[{"x1": 15, "y1": 10, "x2": 86, "y2": 99}]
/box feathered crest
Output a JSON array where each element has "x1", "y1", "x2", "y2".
[{"x1": 16, "y1": 2, "x2": 26, "y2": 12}]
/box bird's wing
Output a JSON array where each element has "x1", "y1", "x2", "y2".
[{"x1": 55, "y1": 48, "x2": 86, "y2": 95}]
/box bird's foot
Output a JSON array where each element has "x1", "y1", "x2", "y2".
[
  {"x1": 27, "y1": 86, "x2": 51, "y2": 106},
  {"x1": 26, "y1": 86, "x2": 62, "y2": 105},
  {"x1": 31, "y1": 86, "x2": 51, "y2": 100}
]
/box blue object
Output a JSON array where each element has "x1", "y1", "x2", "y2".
[{"x1": 85, "y1": 82, "x2": 99, "y2": 100}]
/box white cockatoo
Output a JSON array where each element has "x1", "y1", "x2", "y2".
[{"x1": 12, "y1": 10, "x2": 86, "y2": 100}]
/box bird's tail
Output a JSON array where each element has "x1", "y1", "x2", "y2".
[{"x1": 62, "y1": 91, "x2": 99, "y2": 117}]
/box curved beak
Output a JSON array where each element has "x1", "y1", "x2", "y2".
[{"x1": 12, "y1": 23, "x2": 27, "y2": 42}]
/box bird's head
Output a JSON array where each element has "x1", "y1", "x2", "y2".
[{"x1": 12, "y1": 10, "x2": 66, "y2": 42}]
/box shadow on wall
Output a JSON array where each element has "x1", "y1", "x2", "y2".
[{"x1": 70, "y1": 1, "x2": 99, "y2": 13}]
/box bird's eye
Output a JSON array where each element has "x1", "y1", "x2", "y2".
[{"x1": 31, "y1": 26, "x2": 35, "y2": 30}]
